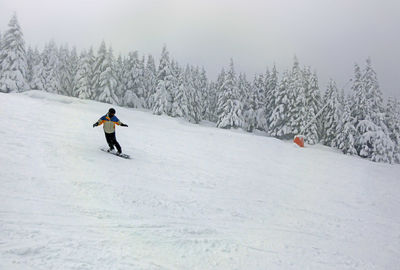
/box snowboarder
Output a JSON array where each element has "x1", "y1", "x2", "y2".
[{"x1": 93, "y1": 108, "x2": 128, "y2": 155}]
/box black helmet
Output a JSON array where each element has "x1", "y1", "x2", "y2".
[{"x1": 108, "y1": 108, "x2": 116, "y2": 114}]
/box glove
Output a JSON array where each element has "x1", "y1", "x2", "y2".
[
  {"x1": 121, "y1": 123, "x2": 128, "y2": 127},
  {"x1": 93, "y1": 122, "x2": 98, "y2": 128}
]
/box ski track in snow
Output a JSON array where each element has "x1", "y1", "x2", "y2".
[{"x1": 1, "y1": 91, "x2": 400, "y2": 269}]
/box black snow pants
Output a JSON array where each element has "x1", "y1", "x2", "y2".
[{"x1": 105, "y1": 132, "x2": 122, "y2": 153}]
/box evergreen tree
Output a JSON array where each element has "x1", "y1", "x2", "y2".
[
  {"x1": 137, "y1": 55, "x2": 146, "y2": 105},
  {"x1": 92, "y1": 41, "x2": 106, "y2": 98},
  {"x1": 58, "y1": 45, "x2": 68, "y2": 95},
  {"x1": 205, "y1": 69, "x2": 224, "y2": 123},
  {"x1": 333, "y1": 97, "x2": 358, "y2": 155},
  {"x1": 25, "y1": 46, "x2": 35, "y2": 86},
  {"x1": 216, "y1": 59, "x2": 243, "y2": 129},
  {"x1": 0, "y1": 13, "x2": 28, "y2": 93},
  {"x1": 41, "y1": 41, "x2": 60, "y2": 93},
  {"x1": 205, "y1": 81, "x2": 218, "y2": 123},
  {"x1": 186, "y1": 66, "x2": 202, "y2": 123},
  {"x1": 30, "y1": 47, "x2": 44, "y2": 90},
  {"x1": 268, "y1": 70, "x2": 292, "y2": 138},
  {"x1": 171, "y1": 65, "x2": 188, "y2": 118},
  {"x1": 363, "y1": 59, "x2": 394, "y2": 163},
  {"x1": 58, "y1": 45, "x2": 76, "y2": 96},
  {"x1": 268, "y1": 57, "x2": 310, "y2": 139},
  {"x1": 369, "y1": 128, "x2": 395, "y2": 163},
  {"x1": 385, "y1": 98, "x2": 400, "y2": 163},
  {"x1": 198, "y1": 67, "x2": 209, "y2": 120},
  {"x1": 114, "y1": 54, "x2": 125, "y2": 102},
  {"x1": 288, "y1": 56, "x2": 306, "y2": 136},
  {"x1": 351, "y1": 63, "x2": 368, "y2": 121},
  {"x1": 143, "y1": 54, "x2": 157, "y2": 109},
  {"x1": 338, "y1": 85, "x2": 346, "y2": 108},
  {"x1": 92, "y1": 42, "x2": 118, "y2": 104},
  {"x1": 123, "y1": 87, "x2": 141, "y2": 108},
  {"x1": 132, "y1": 52, "x2": 146, "y2": 105},
  {"x1": 86, "y1": 47, "x2": 95, "y2": 97},
  {"x1": 153, "y1": 45, "x2": 174, "y2": 115},
  {"x1": 302, "y1": 68, "x2": 321, "y2": 144},
  {"x1": 189, "y1": 66, "x2": 204, "y2": 123},
  {"x1": 73, "y1": 49, "x2": 93, "y2": 99},
  {"x1": 242, "y1": 73, "x2": 257, "y2": 132},
  {"x1": 321, "y1": 79, "x2": 342, "y2": 146},
  {"x1": 351, "y1": 63, "x2": 371, "y2": 157},
  {"x1": 364, "y1": 58, "x2": 386, "y2": 128},
  {"x1": 67, "y1": 47, "x2": 78, "y2": 95},
  {"x1": 100, "y1": 47, "x2": 119, "y2": 104},
  {"x1": 170, "y1": 59, "x2": 181, "y2": 111},
  {"x1": 352, "y1": 60, "x2": 394, "y2": 162},
  {"x1": 264, "y1": 64, "x2": 278, "y2": 132},
  {"x1": 121, "y1": 51, "x2": 137, "y2": 106},
  {"x1": 216, "y1": 68, "x2": 226, "y2": 93},
  {"x1": 122, "y1": 51, "x2": 145, "y2": 108},
  {"x1": 252, "y1": 73, "x2": 266, "y2": 131}
]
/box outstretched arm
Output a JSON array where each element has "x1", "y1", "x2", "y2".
[
  {"x1": 93, "y1": 117, "x2": 105, "y2": 128},
  {"x1": 114, "y1": 117, "x2": 128, "y2": 127}
]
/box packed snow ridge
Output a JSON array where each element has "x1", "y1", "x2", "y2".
[{"x1": 1, "y1": 91, "x2": 399, "y2": 270}]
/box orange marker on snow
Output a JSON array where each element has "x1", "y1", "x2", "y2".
[{"x1": 294, "y1": 135, "x2": 304, "y2": 147}]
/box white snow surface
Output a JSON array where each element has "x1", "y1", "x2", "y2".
[{"x1": 1, "y1": 91, "x2": 400, "y2": 270}]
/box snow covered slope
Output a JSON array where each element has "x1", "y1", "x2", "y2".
[{"x1": 1, "y1": 91, "x2": 399, "y2": 270}]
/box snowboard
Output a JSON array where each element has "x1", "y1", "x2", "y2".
[{"x1": 100, "y1": 148, "x2": 130, "y2": 159}]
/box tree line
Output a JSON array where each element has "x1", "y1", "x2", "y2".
[{"x1": 1, "y1": 14, "x2": 399, "y2": 164}]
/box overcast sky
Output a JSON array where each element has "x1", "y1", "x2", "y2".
[{"x1": 0, "y1": 0, "x2": 399, "y2": 98}]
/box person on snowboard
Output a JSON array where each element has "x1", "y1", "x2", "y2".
[{"x1": 93, "y1": 108, "x2": 128, "y2": 155}]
